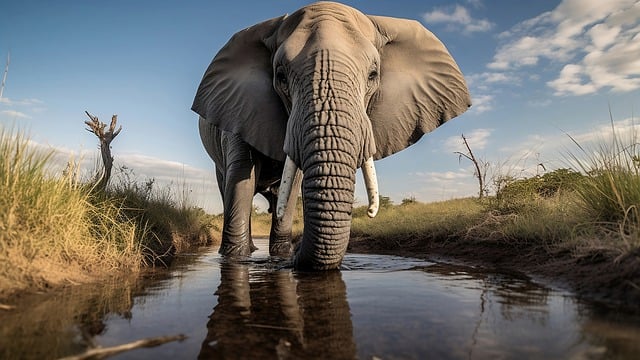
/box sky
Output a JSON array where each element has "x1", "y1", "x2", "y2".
[{"x1": 1, "y1": 0, "x2": 639, "y2": 214}]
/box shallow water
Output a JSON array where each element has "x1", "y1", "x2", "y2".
[{"x1": 2, "y1": 238, "x2": 640, "y2": 359}]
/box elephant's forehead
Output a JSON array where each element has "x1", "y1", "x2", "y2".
[{"x1": 276, "y1": 2, "x2": 377, "y2": 51}]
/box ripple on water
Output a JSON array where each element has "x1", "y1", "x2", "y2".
[{"x1": 2, "y1": 238, "x2": 640, "y2": 359}]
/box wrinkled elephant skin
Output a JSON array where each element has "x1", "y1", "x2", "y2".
[{"x1": 192, "y1": 1, "x2": 471, "y2": 269}]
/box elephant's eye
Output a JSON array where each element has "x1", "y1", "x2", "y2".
[
  {"x1": 275, "y1": 68, "x2": 288, "y2": 87},
  {"x1": 368, "y1": 69, "x2": 378, "y2": 81},
  {"x1": 275, "y1": 67, "x2": 290, "y2": 98}
]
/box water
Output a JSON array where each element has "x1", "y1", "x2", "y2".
[{"x1": 1, "y1": 238, "x2": 639, "y2": 359}]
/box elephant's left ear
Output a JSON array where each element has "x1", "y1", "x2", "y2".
[{"x1": 367, "y1": 16, "x2": 471, "y2": 159}]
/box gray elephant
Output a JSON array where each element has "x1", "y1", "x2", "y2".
[{"x1": 192, "y1": 2, "x2": 471, "y2": 270}]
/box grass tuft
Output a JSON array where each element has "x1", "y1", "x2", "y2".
[
  {"x1": 0, "y1": 127, "x2": 215, "y2": 297},
  {"x1": 0, "y1": 128, "x2": 141, "y2": 295},
  {"x1": 567, "y1": 117, "x2": 640, "y2": 250}
]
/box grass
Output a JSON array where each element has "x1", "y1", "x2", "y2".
[
  {"x1": 0, "y1": 127, "x2": 214, "y2": 298},
  {"x1": 351, "y1": 194, "x2": 582, "y2": 254},
  {"x1": 567, "y1": 119, "x2": 640, "y2": 252},
  {"x1": 351, "y1": 119, "x2": 640, "y2": 261},
  {"x1": 104, "y1": 170, "x2": 216, "y2": 263},
  {"x1": 3, "y1": 114, "x2": 638, "y2": 297}
]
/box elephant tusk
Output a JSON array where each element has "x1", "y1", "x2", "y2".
[
  {"x1": 277, "y1": 156, "x2": 299, "y2": 220},
  {"x1": 362, "y1": 157, "x2": 379, "y2": 218}
]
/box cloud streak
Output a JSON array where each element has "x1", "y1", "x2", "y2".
[
  {"x1": 423, "y1": 5, "x2": 494, "y2": 34},
  {"x1": 444, "y1": 128, "x2": 493, "y2": 153},
  {"x1": 0, "y1": 97, "x2": 44, "y2": 120},
  {"x1": 1, "y1": 110, "x2": 30, "y2": 119},
  {"x1": 489, "y1": 0, "x2": 640, "y2": 96}
]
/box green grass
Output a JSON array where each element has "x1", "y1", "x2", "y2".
[
  {"x1": 351, "y1": 198, "x2": 485, "y2": 243},
  {"x1": 4, "y1": 114, "x2": 638, "y2": 296},
  {"x1": 351, "y1": 119, "x2": 640, "y2": 259},
  {"x1": 104, "y1": 172, "x2": 216, "y2": 263},
  {"x1": 0, "y1": 127, "x2": 214, "y2": 297},
  {"x1": 567, "y1": 119, "x2": 640, "y2": 251},
  {"x1": 0, "y1": 128, "x2": 141, "y2": 295}
]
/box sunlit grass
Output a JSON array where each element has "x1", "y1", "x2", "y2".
[
  {"x1": 0, "y1": 128, "x2": 141, "y2": 295},
  {"x1": 567, "y1": 117, "x2": 640, "y2": 251},
  {"x1": 351, "y1": 198, "x2": 484, "y2": 242},
  {"x1": 0, "y1": 127, "x2": 215, "y2": 297},
  {"x1": 351, "y1": 117, "x2": 640, "y2": 259},
  {"x1": 104, "y1": 173, "x2": 216, "y2": 261}
]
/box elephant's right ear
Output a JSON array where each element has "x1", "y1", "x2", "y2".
[{"x1": 192, "y1": 16, "x2": 288, "y2": 162}]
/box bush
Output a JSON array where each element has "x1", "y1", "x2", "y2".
[{"x1": 491, "y1": 169, "x2": 583, "y2": 214}]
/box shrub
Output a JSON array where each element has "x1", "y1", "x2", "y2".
[{"x1": 491, "y1": 169, "x2": 583, "y2": 214}]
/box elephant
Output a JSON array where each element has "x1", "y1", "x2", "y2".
[{"x1": 192, "y1": 1, "x2": 471, "y2": 270}]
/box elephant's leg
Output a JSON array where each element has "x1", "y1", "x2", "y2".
[
  {"x1": 218, "y1": 134, "x2": 258, "y2": 256},
  {"x1": 267, "y1": 170, "x2": 302, "y2": 257}
]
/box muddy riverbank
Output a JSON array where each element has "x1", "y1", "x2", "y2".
[
  {"x1": 348, "y1": 234, "x2": 640, "y2": 312},
  {"x1": 2, "y1": 238, "x2": 640, "y2": 359}
]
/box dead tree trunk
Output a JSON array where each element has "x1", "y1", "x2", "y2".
[
  {"x1": 84, "y1": 111, "x2": 121, "y2": 190},
  {"x1": 454, "y1": 134, "x2": 488, "y2": 199}
]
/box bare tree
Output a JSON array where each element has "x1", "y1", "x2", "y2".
[
  {"x1": 454, "y1": 134, "x2": 489, "y2": 199},
  {"x1": 84, "y1": 111, "x2": 121, "y2": 190}
]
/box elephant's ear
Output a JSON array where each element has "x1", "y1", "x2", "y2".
[
  {"x1": 367, "y1": 16, "x2": 471, "y2": 160},
  {"x1": 192, "y1": 16, "x2": 288, "y2": 162}
]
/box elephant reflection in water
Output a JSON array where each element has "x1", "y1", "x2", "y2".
[{"x1": 199, "y1": 263, "x2": 355, "y2": 359}]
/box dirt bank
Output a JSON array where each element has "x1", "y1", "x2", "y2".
[{"x1": 348, "y1": 235, "x2": 640, "y2": 312}]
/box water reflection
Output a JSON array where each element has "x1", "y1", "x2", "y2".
[
  {"x1": 424, "y1": 263, "x2": 552, "y2": 323},
  {"x1": 200, "y1": 261, "x2": 355, "y2": 359},
  {"x1": 2, "y1": 244, "x2": 640, "y2": 359},
  {"x1": 0, "y1": 252, "x2": 204, "y2": 360},
  {"x1": 0, "y1": 275, "x2": 141, "y2": 359}
]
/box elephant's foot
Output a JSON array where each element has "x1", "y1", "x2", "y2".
[
  {"x1": 269, "y1": 238, "x2": 292, "y2": 257},
  {"x1": 218, "y1": 240, "x2": 255, "y2": 257}
]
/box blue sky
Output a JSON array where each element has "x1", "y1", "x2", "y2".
[{"x1": 1, "y1": 0, "x2": 639, "y2": 213}]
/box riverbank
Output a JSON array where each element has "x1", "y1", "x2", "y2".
[
  {"x1": 0, "y1": 128, "x2": 217, "y2": 300},
  {"x1": 348, "y1": 198, "x2": 640, "y2": 311}
]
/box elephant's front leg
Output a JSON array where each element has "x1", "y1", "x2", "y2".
[
  {"x1": 218, "y1": 137, "x2": 258, "y2": 256},
  {"x1": 264, "y1": 170, "x2": 302, "y2": 257}
]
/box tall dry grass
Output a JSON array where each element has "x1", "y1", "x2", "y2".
[
  {"x1": 567, "y1": 118, "x2": 640, "y2": 251},
  {"x1": 351, "y1": 117, "x2": 640, "y2": 258},
  {"x1": 0, "y1": 128, "x2": 142, "y2": 296}
]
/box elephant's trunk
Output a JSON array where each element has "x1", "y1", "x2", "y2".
[
  {"x1": 295, "y1": 153, "x2": 357, "y2": 270},
  {"x1": 280, "y1": 52, "x2": 379, "y2": 270}
]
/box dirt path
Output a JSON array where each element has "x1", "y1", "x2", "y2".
[{"x1": 348, "y1": 235, "x2": 640, "y2": 312}]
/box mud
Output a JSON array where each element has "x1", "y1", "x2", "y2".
[{"x1": 348, "y1": 234, "x2": 640, "y2": 312}]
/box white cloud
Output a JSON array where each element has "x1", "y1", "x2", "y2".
[
  {"x1": 466, "y1": 0, "x2": 483, "y2": 9},
  {"x1": 444, "y1": 128, "x2": 492, "y2": 153},
  {"x1": 414, "y1": 169, "x2": 470, "y2": 182},
  {"x1": 1, "y1": 109, "x2": 30, "y2": 119},
  {"x1": 467, "y1": 72, "x2": 515, "y2": 88},
  {"x1": 469, "y1": 94, "x2": 493, "y2": 113},
  {"x1": 0, "y1": 97, "x2": 44, "y2": 120},
  {"x1": 569, "y1": 116, "x2": 639, "y2": 145},
  {"x1": 465, "y1": 71, "x2": 517, "y2": 114},
  {"x1": 423, "y1": 5, "x2": 494, "y2": 34},
  {"x1": 489, "y1": 0, "x2": 640, "y2": 96},
  {"x1": 406, "y1": 168, "x2": 478, "y2": 202},
  {"x1": 0, "y1": 97, "x2": 43, "y2": 106}
]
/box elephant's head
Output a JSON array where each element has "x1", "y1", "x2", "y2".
[{"x1": 192, "y1": 2, "x2": 470, "y2": 270}]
